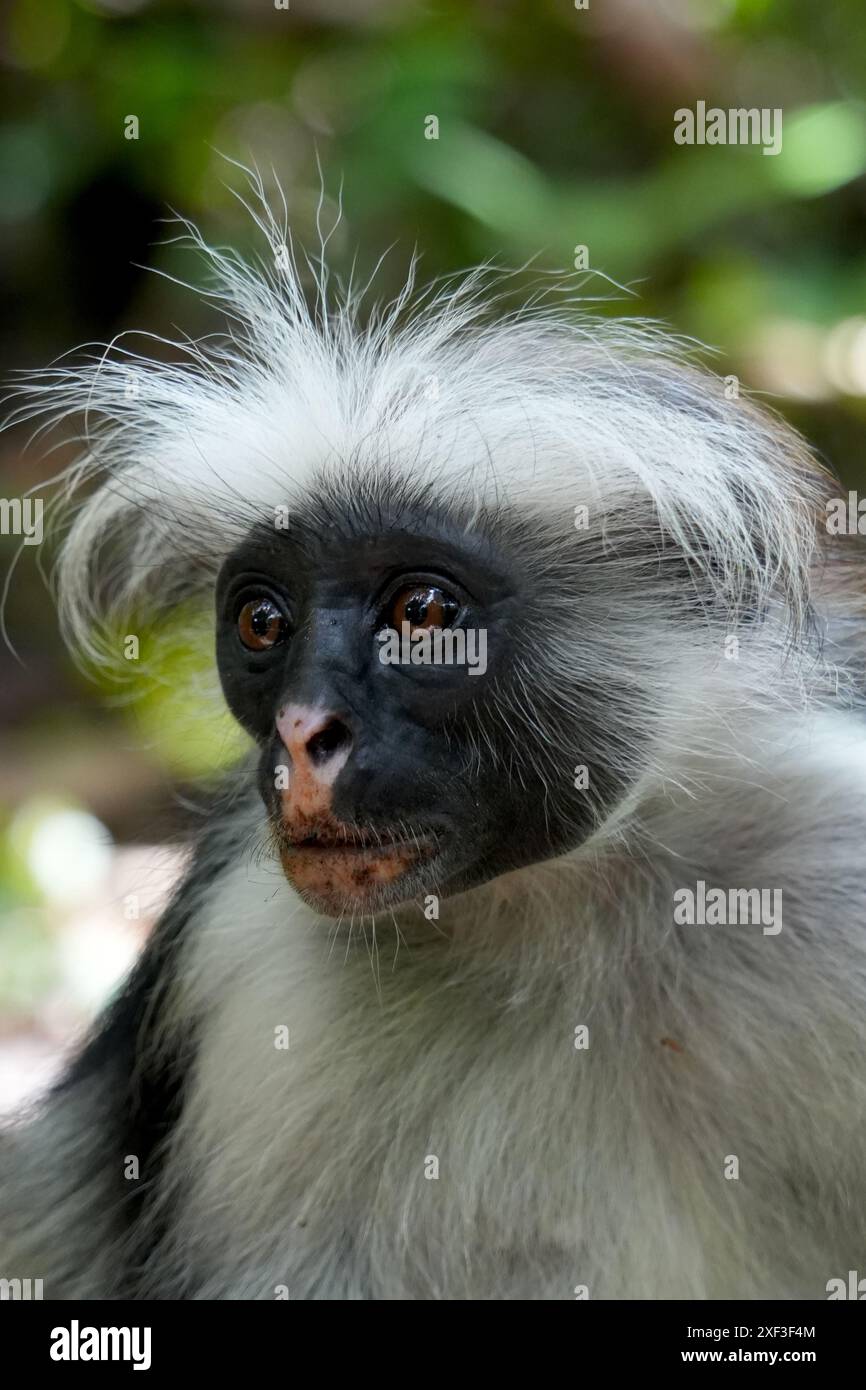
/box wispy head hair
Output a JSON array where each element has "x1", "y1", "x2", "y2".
[{"x1": 7, "y1": 167, "x2": 832, "y2": 678}]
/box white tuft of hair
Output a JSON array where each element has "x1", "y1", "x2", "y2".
[{"x1": 6, "y1": 170, "x2": 832, "y2": 681}]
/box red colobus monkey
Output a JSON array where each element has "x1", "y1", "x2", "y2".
[{"x1": 2, "y1": 191, "x2": 865, "y2": 1299}]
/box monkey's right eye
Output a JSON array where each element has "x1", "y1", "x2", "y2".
[{"x1": 237, "y1": 596, "x2": 288, "y2": 652}]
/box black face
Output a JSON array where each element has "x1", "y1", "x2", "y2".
[{"x1": 215, "y1": 488, "x2": 606, "y2": 915}]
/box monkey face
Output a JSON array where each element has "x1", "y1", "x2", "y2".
[{"x1": 214, "y1": 487, "x2": 604, "y2": 917}]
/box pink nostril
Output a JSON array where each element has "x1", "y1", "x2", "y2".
[{"x1": 275, "y1": 704, "x2": 353, "y2": 776}]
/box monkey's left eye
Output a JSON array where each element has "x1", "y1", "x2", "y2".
[
  {"x1": 387, "y1": 583, "x2": 461, "y2": 632},
  {"x1": 237, "y1": 596, "x2": 288, "y2": 651}
]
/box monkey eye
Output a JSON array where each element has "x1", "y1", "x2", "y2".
[
  {"x1": 387, "y1": 583, "x2": 461, "y2": 632},
  {"x1": 237, "y1": 596, "x2": 288, "y2": 651}
]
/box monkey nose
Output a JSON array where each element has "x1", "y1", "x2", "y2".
[{"x1": 275, "y1": 704, "x2": 353, "y2": 782}]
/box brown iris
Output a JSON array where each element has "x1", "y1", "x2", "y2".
[
  {"x1": 388, "y1": 583, "x2": 460, "y2": 632},
  {"x1": 237, "y1": 597, "x2": 287, "y2": 651}
]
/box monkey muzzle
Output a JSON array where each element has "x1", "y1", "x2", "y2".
[
  {"x1": 277, "y1": 820, "x2": 437, "y2": 915},
  {"x1": 272, "y1": 703, "x2": 438, "y2": 914}
]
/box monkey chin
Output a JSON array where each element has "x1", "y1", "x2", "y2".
[{"x1": 278, "y1": 839, "x2": 439, "y2": 918}]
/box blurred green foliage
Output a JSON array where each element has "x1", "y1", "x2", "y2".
[
  {"x1": 1, "y1": 1, "x2": 865, "y2": 371},
  {"x1": 0, "y1": 0, "x2": 865, "y2": 876}
]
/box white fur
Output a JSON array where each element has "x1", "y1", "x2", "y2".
[{"x1": 124, "y1": 694, "x2": 866, "y2": 1300}]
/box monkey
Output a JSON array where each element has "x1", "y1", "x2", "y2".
[{"x1": 2, "y1": 193, "x2": 866, "y2": 1301}]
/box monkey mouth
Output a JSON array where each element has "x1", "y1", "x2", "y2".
[
  {"x1": 275, "y1": 816, "x2": 440, "y2": 913},
  {"x1": 284, "y1": 825, "x2": 420, "y2": 852}
]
